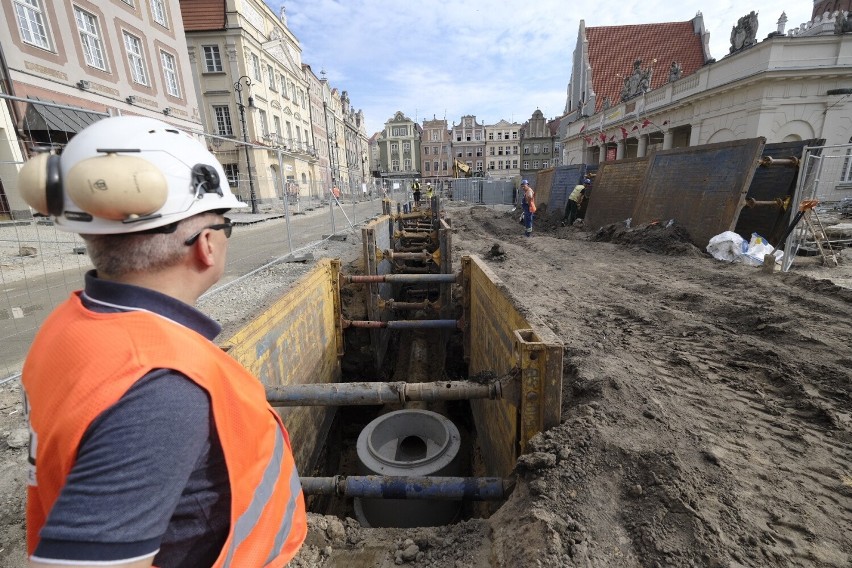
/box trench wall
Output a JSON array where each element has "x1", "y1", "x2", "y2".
[
  {"x1": 462, "y1": 255, "x2": 563, "y2": 479},
  {"x1": 220, "y1": 258, "x2": 343, "y2": 472}
]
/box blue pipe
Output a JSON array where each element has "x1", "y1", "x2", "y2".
[{"x1": 300, "y1": 476, "x2": 507, "y2": 501}]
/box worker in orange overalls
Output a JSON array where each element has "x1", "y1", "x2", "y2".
[{"x1": 17, "y1": 116, "x2": 306, "y2": 568}]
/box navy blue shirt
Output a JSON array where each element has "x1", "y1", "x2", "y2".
[{"x1": 33, "y1": 271, "x2": 230, "y2": 567}]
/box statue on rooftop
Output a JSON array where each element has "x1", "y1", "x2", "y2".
[
  {"x1": 620, "y1": 59, "x2": 654, "y2": 102},
  {"x1": 730, "y1": 11, "x2": 759, "y2": 53},
  {"x1": 835, "y1": 11, "x2": 852, "y2": 34},
  {"x1": 668, "y1": 61, "x2": 682, "y2": 82}
]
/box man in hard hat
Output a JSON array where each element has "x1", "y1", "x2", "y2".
[
  {"x1": 18, "y1": 116, "x2": 306, "y2": 568},
  {"x1": 412, "y1": 178, "x2": 422, "y2": 208},
  {"x1": 564, "y1": 177, "x2": 590, "y2": 227},
  {"x1": 520, "y1": 179, "x2": 536, "y2": 237}
]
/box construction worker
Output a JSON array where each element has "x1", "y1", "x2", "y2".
[
  {"x1": 565, "y1": 177, "x2": 590, "y2": 227},
  {"x1": 521, "y1": 179, "x2": 536, "y2": 237},
  {"x1": 412, "y1": 178, "x2": 422, "y2": 208},
  {"x1": 426, "y1": 182, "x2": 434, "y2": 201},
  {"x1": 17, "y1": 116, "x2": 307, "y2": 568}
]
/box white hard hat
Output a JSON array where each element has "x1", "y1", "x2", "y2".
[{"x1": 17, "y1": 116, "x2": 246, "y2": 234}]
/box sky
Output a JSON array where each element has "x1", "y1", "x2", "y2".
[{"x1": 267, "y1": 1, "x2": 815, "y2": 136}]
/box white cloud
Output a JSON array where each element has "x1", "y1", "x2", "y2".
[{"x1": 269, "y1": 1, "x2": 815, "y2": 135}]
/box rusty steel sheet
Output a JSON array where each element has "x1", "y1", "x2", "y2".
[
  {"x1": 361, "y1": 216, "x2": 396, "y2": 369},
  {"x1": 734, "y1": 139, "x2": 824, "y2": 246},
  {"x1": 532, "y1": 168, "x2": 554, "y2": 213},
  {"x1": 461, "y1": 255, "x2": 562, "y2": 479},
  {"x1": 543, "y1": 165, "x2": 586, "y2": 219},
  {"x1": 630, "y1": 137, "x2": 766, "y2": 247},
  {"x1": 583, "y1": 156, "x2": 650, "y2": 231},
  {"x1": 221, "y1": 258, "x2": 342, "y2": 472}
]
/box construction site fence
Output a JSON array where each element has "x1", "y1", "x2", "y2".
[
  {"x1": 447, "y1": 179, "x2": 516, "y2": 207},
  {"x1": 782, "y1": 142, "x2": 852, "y2": 271},
  {"x1": 0, "y1": 97, "x2": 383, "y2": 382}
]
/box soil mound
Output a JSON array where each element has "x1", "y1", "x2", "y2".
[{"x1": 593, "y1": 221, "x2": 705, "y2": 257}]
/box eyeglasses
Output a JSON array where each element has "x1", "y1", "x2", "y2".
[{"x1": 184, "y1": 217, "x2": 233, "y2": 246}]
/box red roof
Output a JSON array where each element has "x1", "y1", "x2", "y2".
[
  {"x1": 179, "y1": 0, "x2": 226, "y2": 32},
  {"x1": 586, "y1": 22, "x2": 707, "y2": 114}
]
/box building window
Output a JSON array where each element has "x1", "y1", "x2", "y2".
[
  {"x1": 488, "y1": 132, "x2": 494, "y2": 140},
  {"x1": 533, "y1": 144, "x2": 541, "y2": 154},
  {"x1": 403, "y1": 142, "x2": 410, "y2": 151},
  {"x1": 523, "y1": 145, "x2": 530, "y2": 155},
  {"x1": 442, "y1": 161, "x2": 448, "y2": 171},
  {"x1": 431, "y1": 131, "x2": 439, "y2": 141},
  {"x1": 488, "y1": 161, "x2": 495, "y2": 170},
  {"x1": 424, "y1": 147, "x2": 429, "y2": 155},
  {"x1": 391, "y1": 160, "x2": 399, "y2": 171},
  {"x1": 280, "y1": 76, "x2": 288, "y2": 97},
  {"x1": 513, "y1": 160, "x2": 518, "y2": 168},
  {"x1": 203, "y1": 45, "x2": 222, "y2": 72},
  {"x1": 542, "y1": 160, "x2": 549, "y2": 168},
  {"x1": 392, "y1": 126, "x2": 408, "y2": 136},
  {"x1": 258, "y1": 109, "x2": 268, "y2": 137},
  {"x1": 523, "y1": 160, "x2": 529, "y2": 169},
  {"x1": 842, "y1": 137, "x2": 852, "y2": 182},
  {"x1": 213, "y1": 105, "x2": 233, "y2": 136},
  {"x1": 14, "y1": 0, "x2": 51, "y2": 50},
  {"x1": 160, "y1": 51, "x2": 180, "y2": 97},
  {"x1": 489, "y1": 147, "x2": 495, "y2": 156},
  {"x1": 251, "y1": 53, "x2": 261, "y2": 81},
  {"x1": 533, "y1": 160, "x2": 540, "y2": 169},
  {"x1": 424, "y1": 162, "x2": 431, "y2": 171},
  {"x1": 123, "y1": 31, "x2": 148, "y2": 85},
  {"x1": 267, "y1": 65, "x2": 276, "y2": 89},
  {"x1": 391, "y1": 143, "x2": 398, "y2": 152},
  {"x1": 74, "y1": 7, "x2": 106, "y2": 71},
  {"x1": 433, "y1": 160, "x2": 438, "y2": 171},
  {"x1": 512, "y1": 132, "x2": 518, "y2": 139},
  {"x1": 273, "y1": 115, "x2": 282, "y2": 138},
  {"x1": 151, "y1": 0, "x2": 168, "y2": 27},
  {"x1": 404, "y1": 159, "x2": 412, "y2": 170},
  {"x1": 223, "y1": 163, "x2": 239, "y2": 186},
  {"x1": 543, "y1": 145, "x2": 550, "y2": 154}
]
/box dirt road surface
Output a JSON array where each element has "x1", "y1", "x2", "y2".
[{"x1": 2, "y1": 203, "x2": 850, "y2": 567}]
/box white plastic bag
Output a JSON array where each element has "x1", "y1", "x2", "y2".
[{"x1": 706, "y1": 231, "x2": 746, "y2": 262}]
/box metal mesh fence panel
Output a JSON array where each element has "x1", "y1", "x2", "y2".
[
  {"x1": 782, "y1": 143, "x2": 852, "y2": 271},
  {"x1": 0, "y1": 99, "x2": 383, "y2": 382}
]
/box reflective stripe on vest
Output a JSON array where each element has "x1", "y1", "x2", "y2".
[{"x1": 224, "y1": 427, "x2": 300, "y2": 567}]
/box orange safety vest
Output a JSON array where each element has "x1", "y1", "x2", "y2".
[{"x1": 23, "y1": 293, "x2": 307, "y2": 567}]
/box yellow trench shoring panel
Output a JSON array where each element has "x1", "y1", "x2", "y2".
[
  {"x1": 220, "y1": 258, "x2": 343, "y2": 471},
  {"x1": 462, "y1": 255, "x2": 563, "y2": 479}
]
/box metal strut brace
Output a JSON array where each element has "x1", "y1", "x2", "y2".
[{"x1": 266, "y1": 379, "x2": 503, "y2": 407}]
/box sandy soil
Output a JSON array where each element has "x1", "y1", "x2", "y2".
[{"x1": 1, "y1": 203, "x2": 850, "y2": 567}]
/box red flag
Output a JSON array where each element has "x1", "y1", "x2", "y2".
[
  {"x1": 599, "y1": 132, "x2": 607, "y2": 143},
  {"x1": 579, "y1": 124, "x2": 586, "y2": 132},
  {"x1": 632, "y1": 125, "x2": 639, "y2": 131},
  {"x1": 620, "y1": 127, "x2": 628, "y2": 139},
  {"x1": 641, "y1": 119, "x2": 651, "y2": 128}
]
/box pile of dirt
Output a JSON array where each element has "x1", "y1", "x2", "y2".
[{"x1": 592, "y1": 220, "x2": 705, "y2": 257}]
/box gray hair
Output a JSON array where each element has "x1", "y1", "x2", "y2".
[{"x1": 81, "y1": 212, "x2": 220, "y2": 277}]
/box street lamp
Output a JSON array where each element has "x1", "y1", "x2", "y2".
[{"x1": 234, "y1": 75, "x2": 259, "y2": 213}]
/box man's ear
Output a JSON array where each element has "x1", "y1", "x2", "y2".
[{"x1": 190, "y1": 230, "x2": 217, "y2": 268}]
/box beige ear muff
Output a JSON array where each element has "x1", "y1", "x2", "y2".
[
  {"x1": 65, "y1": 154, "x2": 169, "y2": 220},
  {"x1": 17, "y1": 153, "x2": 58, "y2": 216}
]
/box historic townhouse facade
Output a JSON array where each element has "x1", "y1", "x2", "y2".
[
  {"x1": 451, "y1": 115, "x2": 486, "y2": 174},
  {"x1": 419, "y1": 117, "x2": 452, "y2": 189},
  {"x1": 560, "y1": 6, "x2": 852, "y2": 172},
  {"x1": 0, "y1": 0, "x2": 200, "y2": 218},
  {"x1": 303, "y1": 63, "x2": 330, "y2": 198},
  {"x1": 519, "y1": 110, "x2": 556, "y2": 182},
  {"x1": 484, "y1": 119, "x2": 521, "y2": 181},
  {"x1": 376, "y1": 111, "x2": 420, "y2": 186},
  {"x1": 181, "y1": 0, "x2": 319, "y2": 209},
  {"x1": 340, "y1": 90, "x2": 370, "y2": 196}
]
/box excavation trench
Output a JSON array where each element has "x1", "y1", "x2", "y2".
[{"x1": 222, "y1": 200, "x2": 563, "y2": 530}]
